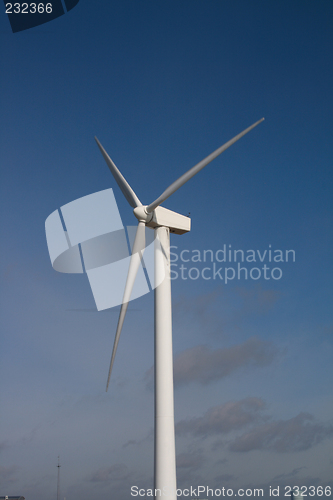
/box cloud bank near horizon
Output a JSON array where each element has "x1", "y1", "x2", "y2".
[
  {"x1": 145, "y1": 337, "x2": 281, "y2": 389},
  {"x1": 176, "y1": 398, "x2": 333, "y2": 453}
]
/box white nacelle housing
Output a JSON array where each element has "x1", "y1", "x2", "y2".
[{"x1": 147, "y1": 206, "x2": 191, "y2": 235}]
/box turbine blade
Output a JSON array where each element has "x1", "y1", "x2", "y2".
[
  {"x1": 95, "y1": 137, "x2": 142, "y2": 208},
  {"x1": 146, "y1": 118, "x2": 264, "y2": 212},
  {"x1": 106, "y1": 221, "x2": 146, "y2": 391}
]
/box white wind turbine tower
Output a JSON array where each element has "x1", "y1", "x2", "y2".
[{"x1": 95, "y1": 118, "x2": 264, "y2": 500}]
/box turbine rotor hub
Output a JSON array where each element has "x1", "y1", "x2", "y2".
[{"x1": 133, "y1": 205, "x2": 153, "y2": 223}]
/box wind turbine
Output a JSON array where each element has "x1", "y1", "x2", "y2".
[{"x1": 95, "y1": 117, "x2": 264, "y2": 499}]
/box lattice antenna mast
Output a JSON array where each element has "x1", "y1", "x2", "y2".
[{"x1": 57, "y1": 456, "x2": 61, "y2": 500}]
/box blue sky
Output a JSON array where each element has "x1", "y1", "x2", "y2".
[{"x1": 0, "y1": 1, "x2": 332, "y2": 499}]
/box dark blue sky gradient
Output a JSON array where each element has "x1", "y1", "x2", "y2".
[{"x1": 0, "y1": 1, "x2": 332, "y2": 499}]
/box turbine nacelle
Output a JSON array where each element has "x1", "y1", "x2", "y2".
[{"x1": 134, "y1": 205, "x2": 191, "y2": 235}]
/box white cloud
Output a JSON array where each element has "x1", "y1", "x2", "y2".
[
  {"x1": 176, "y1": 398, "x2": 266, "y2": 436},
  {"x1": 229, "y1": 412, "x2": 333, "y2": 453},
  {"x1": 176, "y1": 398, "x2": 333, "y2": 454},
  {"x1": 145, "y1": 338, "x2": 280, "y2": 389}
]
